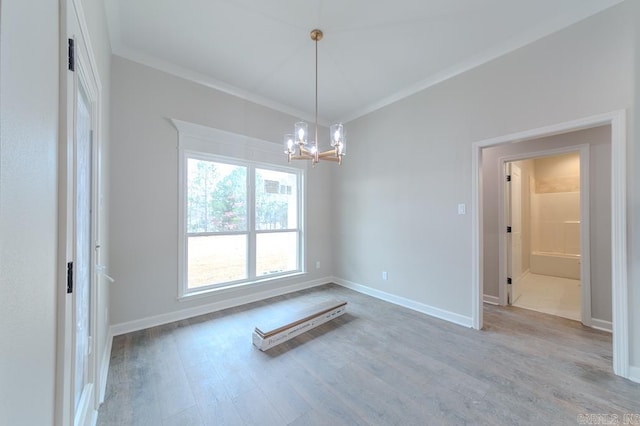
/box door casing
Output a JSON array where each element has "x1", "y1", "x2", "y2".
[{"x1": 471, "y1": 110, "x2": 628, "y2": 379}]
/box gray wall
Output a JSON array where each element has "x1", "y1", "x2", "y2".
[
  {"x1": 0, "y1": 0, "x2": 59, "y2": 423},
  {"x1": 482, "y1": 126, "x2": 612, "y2": 322},
  {"x1": 332, "y1": 1, "x2": 639, "y2": 368},
  {"x1": 109, "y1": 57, "x2": 334, "y2": 326}
]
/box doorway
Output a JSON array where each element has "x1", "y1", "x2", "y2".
[
  {"x1": 504, "y1": 152, "x2": 584, "y2": 323},
  {"x1": 470, "y1": 111, "x2": 629, "y2": 379}
]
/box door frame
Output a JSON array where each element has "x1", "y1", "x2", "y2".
[
  {"x1": 56, "y1": 0, "x2": 103, "y2": 424},
  {"x1": 498, "y1": 145, "x2": 591, "y2": 327},
  {"x1": 471, "y1": 110, "x2": 628, "y2": 379}
]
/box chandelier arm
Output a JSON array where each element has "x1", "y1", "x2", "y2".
[
  {"x1": 290, "y1": 154, "x2": 314, "y2": 160},
  {"x1": 299, "y1": 145, "x2": 314, "y2": 156},
  {"x1": 317, "y1": 148, "x2": 338, "y2": 159}
]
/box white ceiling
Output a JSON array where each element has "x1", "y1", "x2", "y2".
[{"x1": 104, "y1": 0, "x2": 622, "y2": 124}]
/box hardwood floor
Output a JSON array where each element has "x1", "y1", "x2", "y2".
[{"x1": 97, "y1": 284, "x2": 639, "y2": 425}]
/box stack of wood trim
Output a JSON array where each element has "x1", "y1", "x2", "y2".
[{"x1": 252, "y1": 300, "x2": 347, "y2": 351}]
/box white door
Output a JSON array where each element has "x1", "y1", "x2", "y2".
[
  {"x1": 58, "y1": 2, "x2": 101, "y2": 424},
  {"x1": 507, "y1": 162, "x2": 523, "y2": 305},
  {"x1": 73, "y1": 80, "x2": 93, "y2": 415}
]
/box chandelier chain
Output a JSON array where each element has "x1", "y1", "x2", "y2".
[{"x1": 314, "y1": 32, "x2": 319, "y2": 162}]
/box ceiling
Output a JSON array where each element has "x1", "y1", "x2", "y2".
[{"x1": 104, "y1": 0, "x2": 622, "y2": 124}]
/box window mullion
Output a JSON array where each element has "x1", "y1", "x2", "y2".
[
  {"x1": 247, "y1": 166, "x2": 257, "y2": 280},
  {"x1": 298, "y1": 171, "x2": 304, "y2": 272}
]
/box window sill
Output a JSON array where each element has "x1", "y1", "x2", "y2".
[{"x1": 177, "y1": 271, "x2": 307, "y2": 302}]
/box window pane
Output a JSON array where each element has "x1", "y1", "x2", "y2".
[
  {"x1": 188, "y1": 235, "x2": 247, "y2": 288},
  {"x1": 255, "y1": 168, "x2": 297, "y2": 231},
  {"x1": 256, "y1": 232, "x2": 298, "y2": 276},
  {"x1": 187, "y1": 159, "x2": 247, "y2": 232}
]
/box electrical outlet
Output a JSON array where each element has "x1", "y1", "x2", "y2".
[
  {"x1": 316, "y1": 261, "x2": 321, "y2": 269},
  {"x1": 382, "y1": 271, "x2": 388, "y2": 280}
]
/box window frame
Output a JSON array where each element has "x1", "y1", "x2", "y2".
[{"x1": 175, "y1": 121, "x2": 306, "y2": 299}]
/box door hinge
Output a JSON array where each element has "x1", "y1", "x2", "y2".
[
  {"x1": 506, "y1": 175, "x2": 511, "y2": 182},
  {"x1": 506, "y1": 226, "x2": 512, "y2": 233},
  {"x1": 67, "y1": 261, "x2": 73, "y2": 294},
  {"x1": 507, "y1": 277, "x2": 512, "y2": 285},
  {"x1": 68, "y1": 38, "x2": 75, "y2": 72}
]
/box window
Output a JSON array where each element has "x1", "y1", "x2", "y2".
[{"x1": 181, "y1": 154, "x2": 303, "y2": 295}]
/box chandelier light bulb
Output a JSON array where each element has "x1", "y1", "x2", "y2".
[
  {"x1": 295, "y1": 121, "x2": 308, "y2": 145},
  {"x1": 284, "y1": 134, "x2": 295, "y2": 153},
  {"x1": 330, "y1": 123, "x2": 343, "y2": 147},
  {"x1": 339, "y1": 135, "x2": 346, "y2": 155}
]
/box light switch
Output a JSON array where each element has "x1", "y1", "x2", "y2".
[{"x1": 458, "y1": 203, "x2": 466, "y2": 215}]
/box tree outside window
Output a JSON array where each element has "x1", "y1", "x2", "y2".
[{"x1": 184, "y1": 157, "x2": 301, "y2": 291}]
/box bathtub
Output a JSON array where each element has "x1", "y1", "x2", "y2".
[{"x1": 530, "y1": 252, "x2": 581, "y2": 280}]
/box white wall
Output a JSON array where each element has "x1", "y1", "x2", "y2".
[
  {"x1": 531, "y1": 154, "x2": 581, "y2": 256},
  {"x1": 482, "y1": 127, "x2": 611, "y2": 322},
  {"x1": 0, "y1": 0, "x2": 59, "y2": 424},
  {"x1": 109, "y1": 57, "x2": 333, "y2": 327},
  {"x1": 332, "y1": 1, "x2": 638, "y2": 367}
]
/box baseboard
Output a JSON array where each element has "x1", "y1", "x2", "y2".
[
  {"x1": 483, "y1": 295, "x2": 500, "y2": 305},
  {"x1": 110, "y1": 277, "x2": 331, "y2": 336},
  {"x1": 333, "y1": 277, "x2": 473, "y2": 328},
  {"x1": 99, "y1": 330, "x2": 113, "y2": 404},
  {"x1": 590, "y1": 318, "x2": 612, "y2": 333},
  {"x1": 629, "y1": 366, "x2": 640, "y2": 384}
]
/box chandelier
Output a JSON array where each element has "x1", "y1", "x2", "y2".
[{"x1": 284, "y1": 29, "x2": 346, "y2": 165}]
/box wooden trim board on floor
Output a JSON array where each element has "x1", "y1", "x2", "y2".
[{"x1": 252, "y1": 300, "x2": 347, "y2": 351}]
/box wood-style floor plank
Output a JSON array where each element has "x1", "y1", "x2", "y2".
[{"x1": 97, "y1": 284, "x2": 640, "y2": 425}]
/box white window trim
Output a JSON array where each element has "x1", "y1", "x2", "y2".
[{"x1": 172, "y1": 119, "x2": 307, "y2": 299}]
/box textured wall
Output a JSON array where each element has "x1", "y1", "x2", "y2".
[{"x1": 0, "y1": 0, "x2": 59, "y2": 423}]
